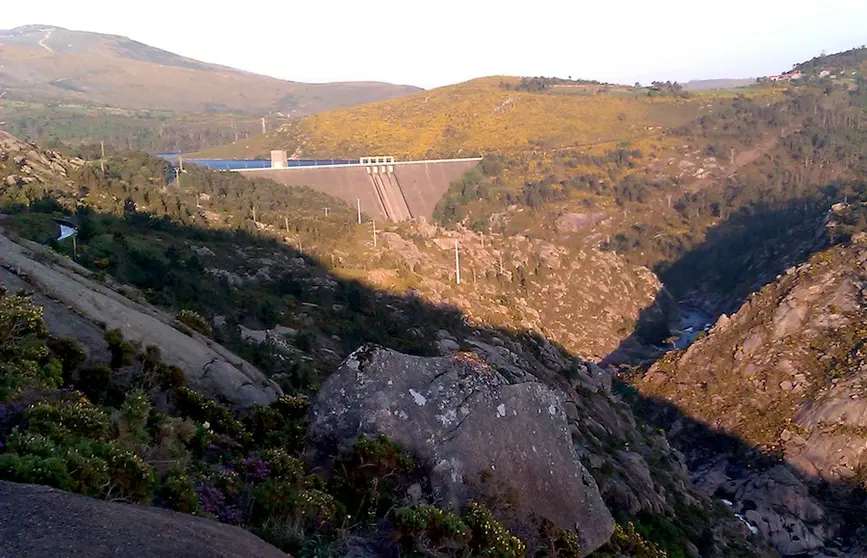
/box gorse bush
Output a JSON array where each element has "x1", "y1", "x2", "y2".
[
  {"x1": 175, "y1": 310, "x2": 212, "y2": 337},
  {"x1": 0, "y1": 287, "x2": 62, "y2": 400}
]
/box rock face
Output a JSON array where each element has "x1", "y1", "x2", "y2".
[
  {"x1": 0, "y1": 231, "x2": 280, "y2": 407},
  {"x1": 308, "y1": 344, "x2": 614, "y2": 555},
  {"x1": 0, "y1": 481, "x2": 288, "y2": 558},
  {"x1": 636, "y1": 229, "x2": 867, "y2": 556}
]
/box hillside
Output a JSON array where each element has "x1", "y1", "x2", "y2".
[
  {"x1": 0, "y1": 25, "x2": 420, "y2": 114},
  {"x1": 629, "y1": 204, "x2": 867, "y2": 556},
  {"x1": 0, "y1": 131, "x2": 775, "y2": 556},
  {"x1": 0, "y1": 101, "x2": 282, "y2": 154},
  {"x1": 193, "y1": 76, "x2": 781, "y2": 160}
]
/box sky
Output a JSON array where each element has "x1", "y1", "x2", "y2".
[{"x1": 3, "y1": 0, "x2": 867, "y2": 89}]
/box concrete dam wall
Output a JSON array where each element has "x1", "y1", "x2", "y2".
[{"x1": 235, "y1": 157, "x2": 480, "y2": 222}]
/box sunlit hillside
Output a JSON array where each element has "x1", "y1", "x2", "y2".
[{"x1": 194, "y1": 76, "x2": 781, "y2": 160}]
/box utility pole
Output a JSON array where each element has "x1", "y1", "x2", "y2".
[
  {"x1": 261, "y1": 117, "x2": 266, "y2": 134},
  {"x1": 372, "y1": 220, "x2": 377, "y2": 248},
  {"x1": 454, "y1": 240, "x2": 461, "y2": 285},
  {"x1": 357, "y1": 199, "x2": 362, "y2": 224},
  {"x1": 284, "y1": 216, "x2": 289, "y2": 232},
  {"x1": 100, "y1": 141, "x2": 105, "y2": 174}
]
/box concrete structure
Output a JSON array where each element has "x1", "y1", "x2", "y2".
[
  {"x1": 270, "y1": 150, "x2": 288, "y2": 168},
  {"x1": 237, "y1": 155, "x2": 481, "y2": 222}
]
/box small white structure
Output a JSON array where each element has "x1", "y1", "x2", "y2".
[{"x1": 270, "y1": 150, "x2": 288, "y2": 169}]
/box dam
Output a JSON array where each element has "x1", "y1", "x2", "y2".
[{"x1": 234, "y1": 152, "x2": 481, "y2": 222}]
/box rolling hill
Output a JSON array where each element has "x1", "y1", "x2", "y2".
[
  {"x1": 194, "y1": 75, "x2": 781, "y2": 160},
  {"x1": 0, "y1": 25, "x2": 420, "y2": 115}
]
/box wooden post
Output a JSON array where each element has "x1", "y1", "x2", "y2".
[
  {"x1": 100, "y1": 141, "x2": 105, "y2": 174},
  {"x1": 373, "y1": 220, "x2": 377, "y2": 248},
  {"x1": 454, "y1": 240, "x2": 461, "y2": 285},
  {"x1": 357, "y1": 199, "x2": 361, "y2": 224},
  {"x1": 284, "y1": 216, "x2": 289, "y2": 232}
]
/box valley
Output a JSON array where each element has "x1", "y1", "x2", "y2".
[{"x1": 1, "y1": 23, "x2": 866, "y2": 558}]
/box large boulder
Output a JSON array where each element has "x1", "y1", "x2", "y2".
[
  {"x1": 308, "y1": 344, "x2": 614, "y2": 555},
  {"x1": 0, "y1": 481, "x2": 288, "y2": 558}
]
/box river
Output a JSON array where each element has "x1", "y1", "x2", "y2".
[{"x1": 669, "y1": 307, "x2": 713, "y2": 350}]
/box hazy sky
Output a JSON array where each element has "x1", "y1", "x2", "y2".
[{"x1": 4, "y1": 0, "x2": 867, "y2": 89}]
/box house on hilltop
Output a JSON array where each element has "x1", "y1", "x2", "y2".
[{"x1": 767, "y1": 69, "x2": 802, "y2": 82}]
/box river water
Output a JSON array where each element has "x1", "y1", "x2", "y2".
[{"x1": 670, "y1": 307, "x2": 712, "y2": 350}]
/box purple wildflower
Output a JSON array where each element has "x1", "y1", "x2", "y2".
[
  {"x1": 197, "y1": 481, "x2": 225, "y2": 516},
  {"x1": 239, "y1": 454, "x2": 269, "y2": 481}
]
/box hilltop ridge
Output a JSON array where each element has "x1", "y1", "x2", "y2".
[{"x1": 0, "y1": 25, "x2": 420, "y2": 114}]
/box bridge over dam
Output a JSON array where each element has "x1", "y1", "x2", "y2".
[{"x1": 233, "y1": 153, "x2": 482, "y2": 222}]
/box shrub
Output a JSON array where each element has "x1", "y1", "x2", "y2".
[
  {"x1": 1, "y1": 430, "x2": 154, "y2": 503},
  {"x1": 392, "y1": 504, "x2": 471, "y2": 553},
  {"x1": 173, "y1": 388, "x2": 250, "y2": 445},
  {"x1": 158, "y1": 468, "x2": 201, "y2": 514},
  {"x1": 0, "y1": 287, "x2": 61, "y2": 399},
  {"x1": 330, "y1": 433, "x2": 417, "y2": 526},
  {"x1": 462, "y1": 500, "x2": 526, "y2": 557},
  {"x1": 597, "y1": 522, "x2": 668, "y2": 558},
  {"x1": 175, "y1": 310, "x2": 212, "y2": 338},
  {"x1": 147, "y1": 414, "x2": 196, "y2": 472},
  {"x1": 104, "y1": 329, "x2": 138, "y2": 369},
  {"x1": 26, "y1": 396, "x2": 111, "y2": 441},
  {"x1": 260, "y1": 448, "x2": 307, "y2": 483},
  {"x1": 117, "y1": 389, "x2": 152, "y2": 450},
  {"x1": 156, "y1": 364, "x2": 187, "y2": 390},
  {"x1": 75, "y1": 364, "x2": 113, "y2": 403},
  {"x1": 252, "y1": 479, "x2": 336, "y2": 527},
  {"x1": 47, "y1": 337, "x2": 87, "y2": 380},
  {"x1": 243, "y1": 395, "x2": 308, "y2": 452}
]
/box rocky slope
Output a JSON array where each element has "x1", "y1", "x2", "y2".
[
  {"x1": 633, "y1": 203, "x2": 867, "y2": 556},
  {"x1": 0, "y1": 230, "x2": 280, "y2": 406},
  {"x1": 0, "y1": 481, "x2": 288, "y2": 558}
]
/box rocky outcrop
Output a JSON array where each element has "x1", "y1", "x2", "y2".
[
  {"x1": 363, "y1": 224, "x2": 672, "y2": 361},
  {"x1": 0, "y1": 131, "x2": 82, "y2": 189},
  {"x1": 309, "y1": 338, "x2": 773, "y2": 557},
  {"x1": 636, "y1": 227, "x2": 867, "y2": 555},
  {"x1": 0, "y1": 481, "x2": 288, "y2": 558},
  {"x1": 0, "y1": 231, "x2": 280, "y2": 407},
  {"x1": 308, "y1": 344, "x2": 614, "y2": 555}
]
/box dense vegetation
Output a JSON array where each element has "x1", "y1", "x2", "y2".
[
  {"x1": 194, "y1": 76, "x2": 772, "y2": 160},
  {"x1": 0, "y1": 103, "x2": 278, "y2": 153}
]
